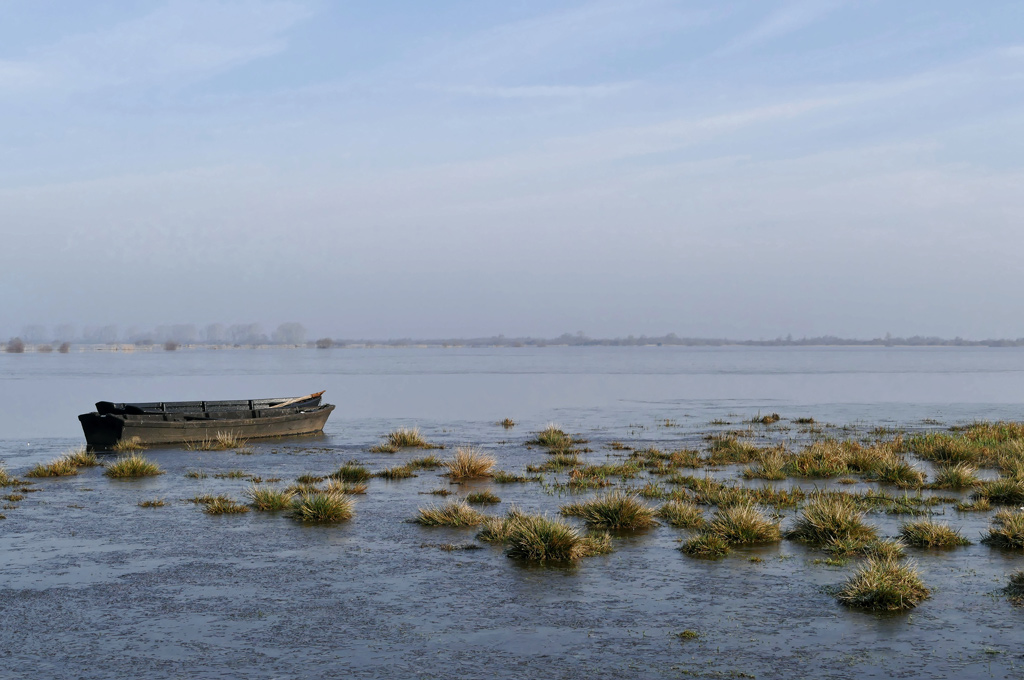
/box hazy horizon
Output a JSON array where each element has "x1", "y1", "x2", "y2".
[{"x1": 3, "y1": 1, "x2": 1022, "y2": 339}]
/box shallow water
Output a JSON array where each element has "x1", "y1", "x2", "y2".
[{"x1": 1, "y1": 347, "x2": 1022, "y2": 679}]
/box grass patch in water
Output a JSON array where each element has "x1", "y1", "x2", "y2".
[
  {"x1": 1005, "y1": 570, "x2": 1024, "y2": 606},
  {"x1": 742, "y1": 447, "x2": 788, "y2": 480},
  {"x1": 26, "y1": 457, "x2": 80, "y2": 478},
  {"x1": 414, "y1": 500, "x2": 484, "y2": 527},
  {"x1": 466, "y1": 490, "x2": 501, "y2": 505},
  {"x1": 245, "y1": 485, "x2": 295, "y2": 511},
  {"x1": 973, "y1": 477, "x2": 1024, "y2": 505},
  {"x1": 137, "y1": 499, "x2": 165, "y2": 508},
  {"x1": 560, "y1": 491, "x2": 657, "y2": 529},
  {"x1": 503, "y1": 514, "x2": 611, "y2": 562},
  {"x1": 184, "y1": 469, "x2": 208, "y2": 479},
  {"x1": 330, "y1": 463, "x2": 371, "y2": 482},
  {"x1": 477, "y1": 508, "x2": 527, "y2": 543},
  {"x1": 898, "y1": 519, "x2": 971, "y2": 548},
  {"x1": 204, "y1": 496, "x2": 251, "y2": 515},
  {"x1": 104, "y1": 454, "x2": 164, "y2": 478},
  {"x1": 214, "y1": 470, "x2": 249, "y2": 479},
  {"x1": 785, "y1": 496, "x2": 877, "y2": 546},
  {"x1": 981, "y1": 509, "x2": 1024, "y2": 549},
  {"x1": 492, "y1": 470, "x2": 539, "y2": 483},
  {"x1": 373, "y1": 427, "x2": 442, "y2": 452},
  {"x1": 930, "y1": 463, "x2": 979, "y2": 490},
  {"x1": 657, "y1": 500, "x2": 706, "y2": 529},
  {"x1": 66, "y1": 447, "x2": 100, "y2": 467},
  {"x1": 296, "y1": 473, "x2": 325, "y2": 484},
  {"x1": 375, "y1": 464, "x2": 417, "y2": 480},
  {"x1": 500, "y1": 418, "x2": 516, "y2": 428},
  {"x1": 707, "y1": 503, "x2": 781, "y2": 544},
  {"x1": 445, "y1": 447, "x2": 496, "y2": 480},
  {"x1": 680, "y1": 533, "x2": 731, "y2": 559},
  {"x1": 954, "y1": 497, "x2": 991, "y2": 512},
  {"x1": 291, "y1": 491, "x2": 354, "y2": 523},
  {"x1": 836, "y1": 558, "x2": 930, "y2": 611}
]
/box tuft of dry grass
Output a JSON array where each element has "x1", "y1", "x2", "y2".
[
  {"x1": 137, "y1": 499, "x2": 165, "y2": 508},
  {"x1": 331, "y1": 463, "x2": 371, "y2": 482},
  {"x1": 204, "y1": 496, "x2": 251, "y2": 515},
  {"x1": 657, "y1": 500, "x2": 706, "y2": 529},
  {"x1": 680, "y1": 533, "x2": 731, "y2": 559},
  {"x1": 414, "y1": 500, "x2": 485, "y2": 527},
  {"x1": 466, "y1": 490, "x2": 501, "y2": 505},
  {"x1": 503, "y1": 513, "x2": 612, "y2": 561},
  {"x1": 104, "y1": 454, "x2": 164, "y2": 478},
  {"x1": 291, "y1": 491, "x2": 354, "y2": 523},
  {"x1": 785, "y1": 495, "x2": 877, "y2": 546},
  {"x1": 973, "y1": 477, "x2": 1024, "y2": 506},
  {"x1": 560, "y1": 491, "x2": 657, "y2": 529},
  {"x1": 65, "y1": 447, "x2": 100, "y2": 467},
  {"x1": 954, "y1": 497, "x2": 991, "y2": 512},
  {"x1": 500, "y1": 418, "x2": 516, "y2": 429},
  {"x1": 492, "y1": 471, "x2": 539, "y2": 483},
  {"x1": 375, "y1": 465, "x2": 418, "y2": 480},
  {"x1": 707, "y1": 503, "x2": 782, "y2": 544},
  {"x1": 982, "y1": 509, "x2": 1024, "y2": 549},
  {"x1": 1005, "y1": 570, "x2": 1024, "y2": 605},
  {"x1": 898, "y1": 520, "x2": 971, "y2": 548},
  {"x1": 445, "y1": 447, "x2": 496, "y2": 480},
  {"x1": 245, "y1": 485, "x2": 295, "y2": 511},
  {"x1": 477, "y1": 508, "x2": 527, "y2": 543},
  {"x1": 742, "y1": 447, "x2": 788, "y2": 481},
  {"x1": 112, "y1": 436, "x2": 146, "y2": 453},
  {"x1": 373, "y1": 427, "x2": 441, "y2": 452},
  {"x1": 184, "y1": 469, "x2": 208, "y2": 479},
  {"x1": 185, "y1": 432, "x2": 248, "y2": 452},
  {"x1": 930, "y1": 463, "x2": 979, "y2": 490},
  {"x1": 531, "y1": 425, "x2": 574, "y2": 448},
  {"x1": 0, "y1": 466, "x2": 16, "y2": 487},
  {"x1": 26, "y1": 456, "x2": 81, "y2": 478},
  {"x1": 836, "y1": 558, "x2": 931, "y2": 611}
]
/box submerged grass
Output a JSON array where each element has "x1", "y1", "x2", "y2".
[
  {"x1": 680, "y1": 533, "x2": 731, "y2": 559},
  {"x1": 204, "y1": 497, "x2": 251, "y2": 515},
  {"x1": 836, "y1": 558, "x2": 931, "y2": 611},
  {"x1": 466, "y1": 490, "x2": 501, "y2": 505},
  {"x1": 104, "y1": 454, "x2": 164, "y2": 478},
  {"x1": 331, "y1": 463, "x2": 371, "y2": 483},
  {"x1": 898, "y1": 520, "x2": 971, "y2": 548},
  {"x1": 560, "y1": 491, "x2": 657, "y2": 529},
  {"x1": 1005, "y1": 570, "x2": 1024, "y2": 606},
  {"x1": 137, "y1": 499, "x2": 165, "y2": 508},
  {"x1": 414, "y1": 500, "x2": 485, "y2": 527}
]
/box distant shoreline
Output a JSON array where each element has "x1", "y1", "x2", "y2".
[{"x1": 6, "y1": 334, "x2": 1024, "y2": 352}]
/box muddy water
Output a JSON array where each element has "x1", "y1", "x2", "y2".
[{"x1": 1, "y1": 347, "x2": 1022, "y2": 679}]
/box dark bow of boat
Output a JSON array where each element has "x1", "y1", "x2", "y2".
[{"x1": 79, "y1": 391, "x2": 334, "y2": 449}]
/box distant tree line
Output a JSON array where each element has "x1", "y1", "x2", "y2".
[{"x1": 7, "y1": 327, "x2": 1024, "y2": 350}]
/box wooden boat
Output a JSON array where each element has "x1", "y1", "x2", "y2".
[
  {"x1": 78, "y1": 391, "x2": 334, "y2": 449},
  {"x1": 96, "y1": 391, "x2": 324, "y2": 415}
]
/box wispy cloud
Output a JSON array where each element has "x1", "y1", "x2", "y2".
[
  {"x1": 715, "y1": 0, "x2": 847, "y2": 57},
  {"x1": 428, "y1": 82, "x2": 636, "y2": 99},
  {"x1": 1, "y1": 0, "x2": 311, "y2": 96}
]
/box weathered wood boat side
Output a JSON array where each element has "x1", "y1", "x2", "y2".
[
  {"x1": 96, "y1": 391, "x2": 324, "y2": 415},
  {"x1": 79, "y1": 404, "x2": 335, "y2": 449}
]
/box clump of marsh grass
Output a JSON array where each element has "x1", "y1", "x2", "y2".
[
  {"x1": 751, "y1": 412, "x2": 781, "y2": 424},
  {"x1": 184, "y1": 469, "x2": 208, "y2": 479},
  {"x1": 1005, "y1": 570, "x2": 1024, "y2": 606},
  {"x1": 680, "y1": 533, "x2": 731, "y2": 559},
  {"x1": 185, "y1": 494, "x2": 227, "y2": 505},
  {"x1": 560, "y1": 491, "x2": 657, "y2": 529},
  {"x1": 414, "y1": 500, "x2": 485, "y2": 527},
  {"x1": 476, "y1": 508, "x2": 527, "y2": 543},
  {"x1": 982, "y1": 509, "x2": 1024, "y2": 549},
  {"x1": 330, "y1": 463, "x2": 371, "y2": 482},
  {"x1": 530, "y1": 425, "x2": 575, "y2": 448},
  {"x1": 372, "y1": 427, "x2": 441, "y2": 452},
  {"x1": 466, "y1": 490, "x2": 501, "y2": 505},
  {"x1": 214, "y1": 470, "x2": 249, "y2": 479},
  {"x1": 407, "y1": 455, "x2": 443, "y2": 469},
  {"x1": 137, "y1": 499, "x2": 165, "y2": 508},
  {"x1": 836, "y1": 558, "x2": 931, "y2": 611},
  {"x1": 26, "y1": 456, "x2": 81, "y2": 478},
  {"x1": 870, "y1": 457, "x2": 925, "y2": 489},
  {"x1": 0, "y1": 466, "x2": 16, "y2": 487},
  {"x1": 500, "y1": 418, "x2": 516, "y2": 429},
  {"x1": 785, "y1": 496, "x2": 877, "y2": 546},
  {"x1": 184, "y1": 432, "x2": 248, "y2": 452},
  {"x1": 445, "y1": 447, "x2": 496, "y2": 480},
  {"x1": 425, "y1": 487, "x2": 454, "y2": 496},
  {"x1": 291, "y1": 491, "x2": 354, "y2": 523},
  {"x1": 707, "y1": 503, "x2": 781, "y2": 544},
  {"x1": 327, "y1": 480, "x2": 367, "y2": 495},
  {"x1": 503, "y1": 514, "x2": 612, "y2": 562},
  {"x1": 65, "y1": 447, "x2": 99, "y2": 467},
  {"x1": 111, "y1": 436, "x2": 146, "y2": 453},
  {"x1": 375, "y1": 464, "x2": 417, "y2": 480},
  {"x1": 296, "y1": 473, "x2": 325, "y2": 484},
  {"x1": 862, "y1": 538, "x2": 907, "y2": 561},
  {"x1": 930, "y1": 463, "x2": 979, "y2": 490},
  {"x1": 657, "y1": 500, "x2": 706, "y2": 529},
  {"x1": 898, "y1": 520, "x2": 971, "y2": 548},
  {"x1": 204, "y1": 496, "x2": 251, "y2": 515},
  {"x1": 973, "y1": 477, "x2": 1024, "y2": 505},
  {"x1": 742, "y1": 447, "x2": 788, "y2": 481},
  {"x1": 705, "y1": 436, "x2": 761, "y2": 465},
  {"x1": 104, "y1": 454, "x2": 164, "y2": 478},
  {"x1": 245, "y1": 484, "x2": 295, "y2": 511}
]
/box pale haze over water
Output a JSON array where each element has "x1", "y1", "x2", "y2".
[{"x1": 2, "y1": 2, "x2": 1023, "y2": 339}]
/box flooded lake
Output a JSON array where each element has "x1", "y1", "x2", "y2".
[{"x1": 1, "y1": 346, "x2": 1022, "y2": 679}]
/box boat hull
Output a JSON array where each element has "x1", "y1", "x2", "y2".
[{"x1": 79, "y1": 404, "x2": 335, "y2": 449}]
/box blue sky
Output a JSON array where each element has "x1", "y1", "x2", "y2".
[{"x1": 2, "y1": 1, "x2": 1023, "y2": 339}]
